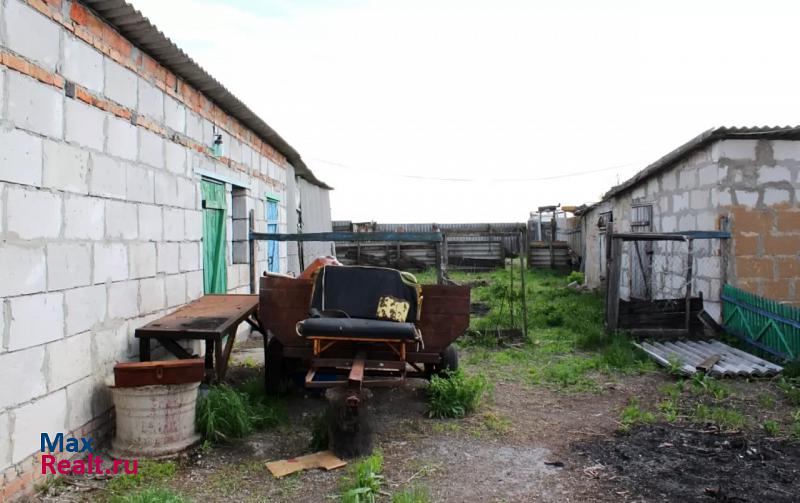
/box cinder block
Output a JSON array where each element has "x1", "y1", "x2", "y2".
[
  {"x1": 105, "y1": 200, "x2": 138, "y2": 240},
  {"x1": 176, "y1": 177, "x2": 197, "y2": 209},
  {"x1": 93, "y1": 243, "x2": 128, "y2": 283},
  {"x1": 184, "y1": 210, "x2": 203, "y2": 241},
  {"x1": 163, "y1": 207, "x2": 185, "y2": 241},
  {"x1": 91, "y1": 322, "x2": 130, "y2": 369},
  {"x1": 7, "y1": 186, "x2": 61, "y2": 239},
  {"x1": 186, "y1": 270, "x2": 203, "y2": 300},
  {"x1": 179, "y1": 242, "x2": 200, "y2": 272},
  {"x1": 137, "y1": 79, "x2": 164, "y2": 122},
  {"x1": 0, "y1": 412, "x2": 10, "y2": 469},
  {"x1": 106, "y1": 117, "x2": 138, "y2": 161},
  {"x1": 678, "y1": 168, "x2": 696, "y2": 189},
  {"x1": 139, "y1": 276, "x2": 165, "y2": 313},
  {"x1": 126, "y1": 164, "x2": 155, "y2": 203},
  {"x1": 696, "y1": 212, "x2": 717, "y2": 230},
  {"x1": 65, "y1": 99, "x2": 105, "y2": 151},
  {"x1": 129, "y1": 242, "x2": 156, "y2": 279},
  {"x1": 186, "y1": 112, "x2": 204, "y2": 142},
  {"x1": 157, "y1": 242, "x2": 180, "y2": 274},
  {"x1": 672, "y1": 192, "x2": 689, "y2": 212},
  {"x1": 138, "y1": 204, "x2": 163, "y2": 241},
  {"x1": 0, "y1": 346, "x2": 46, "y2": 409},
  {"x1": 43, "y1": 141, "x2": 89, "y2": 194},
  {"x1": 5, "y1": 0, "x2": 60, "y2": 71},
  {"x1": 711, "y1": 140, "x2": 758, "y2": 161},
  {"x1": 7, "y1": 72, "x2": 63, "y2": 138},
  {"x1": 90, "y1": 154, "x2": 126, "y2": 199},
  {"x1": 47, "y1": 332, "x2": 92, "y2": 389},
  {"x1": 138, "y1": 129, "x2": 165, "y2": 169},
  {"x1": 104, "y1": 59, "x2": 137, "y2": 109},
  {"x1": 165, "y1": 274, "x2": 187, "y2": 307},
  {"x1": 735, "y1": 190, "x2": 759, "y2": 206},
  {"x1": 228, "y1": 138, "x2": 242, "y2": 164},
  {"x1": 660, "y1": 215, "x2": 677, "y2": 232},
  {"x1": 719, "y1": 189, "x2": 733, "y2": 206},
  {"x1": 764, "y1": 188, "x2": 791, "y2": 206},
  {"x1": 7, "y1": 292, "x2": 64, "y2": 351},
  {"x1": 154, "y1": 171, "x2": 178, "y2": 205},
  {"x1": 0, "y1": 244, "x2": 46, "y2": 296},
  {"x1": 164, "y1": 97, "x2": 185, "y2": 133},
  {"x1": 697, "y1": 165, "x2": 718, "y2": 186},
  {"x1": 758, "y1": 165, "x2": 792, "y2": 184},
  {"x1": 12, "y1": 390, "x2": 67, "y2": 464},
  {"x1": 63, "y1": 37, "x2": 104, "y2": 93},
  {"x1": 66, "y1": 375, "x2": 99, "y2": 432},
  {"x1": 47, "y1": 243, "x2": 91, "y2": 290},
  {"x1": 771, "y1": 141, "x2": 800, "y2": 162},
  {"x1": 678, "y1": 214, "x2": 696, "y2": 230},
  {"x1": 165, "y1": 141, "x2": 187, "y2": 175},
  {"x1": 690, "y1": 189, "x2": 711, "y2": 210},
  {"x1": 0, "y1": 128, "x2": 43, "y2": 186},
  {"x1": 64, "y1": 285, "x2": 106, "y2": 336},
  {"x1": 232, "y1": 241, "x2": 249, "y2": 264},
  {"x1": 64, "y1": 196, "x2": 104, "y2": 240},
  {"x1": 108, "y1": 280, "x2": 139, "y2": 320}
]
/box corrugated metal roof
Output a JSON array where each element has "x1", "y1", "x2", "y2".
[
  {"x1": 603, "y1": 126, "x2": 800, "y2": 200},
  {"x1": 80, "y1": 0, "x2": 331, "y2": 190},
  {"x1": 634, "y1": 339, "x2": 783, "y2": 377}
]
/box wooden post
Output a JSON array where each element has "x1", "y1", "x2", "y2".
[
  {"x1": 248, "y1": 209, "x2": 256, "y2": 294},
  {"x1": 605, "y1": 222, "x2": 621, "y2": 332},
  {"x1": 519, "y1": 245, "x2": 528, "y2": 340},
  {"x1": 441, "y1": 233, "x2": 449, "y2": 277},
  {"x1": 549, "y1": 215, "x2": 556, "y2": 268},
  {"x1": 509, "y1": 253, "x2": 515, "y2": 328},
  {"x1": 685, "y1": 238, "x2": 694, "y2": 332},
  {"x1": 435, "y1": 242, "x2": 444, "y2": 285}
]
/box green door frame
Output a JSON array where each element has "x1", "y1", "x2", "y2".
[{"x1": 201, "y1": 179, "x2": 227, "y2": 294}]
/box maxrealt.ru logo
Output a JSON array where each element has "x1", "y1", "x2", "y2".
[{"x1": 40, "y1": 433, "x2": 138, "y2": 475}]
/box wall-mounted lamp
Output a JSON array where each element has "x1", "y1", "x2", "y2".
[{"x1": 211, "y1": 125, "x2": 224, "y2": 157}]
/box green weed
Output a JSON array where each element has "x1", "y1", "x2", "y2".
[
  {"x1": 427, "y1": 370, "x2": 490, "y2": 419},
  {"x1": 758, "y1": 393, "x2": 776, "y2": 409},
  {"x1": 197, "y1": 383, "x2": 286, "y2": 443},
  {"x1": 392, "y1": 486, "x2": 431, "y2": 503},
  {"x1": 762, "y1": 419, "x2": 780, "y2": 437},
  {"x1": 618, "y1": 398, "x2": 655, "y2": 432},
  {"x1": 666, "y1": 355, "x2": 685, "y2": 377},
  {"x1": 777, "y1": 378, "x2": 800, "y2": 406},
  {"x1": 691, "y1": 374, "x2": 729, "y2": 400},
  {"x1": 791, "y1": 410, "x2": 800, "y2": 440},
  {"x1": 692, "y1": 404, "x2": 745, "y2": 430},
  {"x1": 106, "y1": 460, "x2": 176, "y2": 496},
  {"x1": 110, "y1": 487, "x2": 188, "y2": 503},
  {"x1": 566, "y1": 271, "x2": 585, "y2": 284},
  {"x1": 658, "y1": 399, "x2": 679, "y2": 422},
  {"x1": 340, "y1": 452, "x2": 385, "y2": 503}
]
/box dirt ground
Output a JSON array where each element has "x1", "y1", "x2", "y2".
[{"x1": 28, "y1": 331, "x2": 800, "y2": 503}]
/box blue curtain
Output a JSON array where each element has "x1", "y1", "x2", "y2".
[{"x1": 266, "y1": 199, "x2": 279, "y2": 272}]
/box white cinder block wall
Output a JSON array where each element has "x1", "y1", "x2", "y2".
[{"x1": 0, "y1": 0, "x2": 309, "y2": 486}]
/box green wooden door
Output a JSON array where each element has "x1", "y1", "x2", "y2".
[{"x1": 202, "y1": 180, "x2": 227, "y2": 294}]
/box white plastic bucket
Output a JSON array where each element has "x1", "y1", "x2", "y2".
[{"x1": 109, "y1": 382, "x2": 201, "y2": 459}]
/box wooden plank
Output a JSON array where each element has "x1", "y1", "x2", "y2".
[
  {"x1": 348, "y1": 351, "x2": 366, "y2": 388},
  {"x1": 250, "y1": 231, "x2": 443, "y2": 243},
  {"x1": 695, "y1": 354, "x2": 720, "y2": 373},
  {"x1": 266, "y1": 451, "x2": 346, "y2": 478}
]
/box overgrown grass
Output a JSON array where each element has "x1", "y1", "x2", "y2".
[
  {"x1": 392, "y1": 486, "x2": 432, "y2": 503},
  {"x1": 427, "y1": 369, "x2": 490, "y2": 418},
  {"x1": 777, "y1": 378, "x2": 800, "y2": 406},
  {"x1": 692, "y1": 404, "x2": 746, "y2": 430},
  {"x1": 619, "y1": 398, "x2": 655, "y2": 432},
  {"x1": 339, "y1": 452, "x2": 385, "y2": 503},
  {"x1": 197, "y1": 381, "x2": 286, "y2": 443},
  {"x1": 109, "y1": 487, "x2": 188, "y2": 503},
  {"x1": 762, "y1": 419, "x2": 780, "y2": 437},
  {"x1": 106, "y1": 460, "x2": 177, "y2": 497}
]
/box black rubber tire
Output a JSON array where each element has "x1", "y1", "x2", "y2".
[
  {"x1": 264, "y1": 337, "x2": 285, "y2": 395},
  {"x1": 439, "y1": 345, "x2": 459, "y2": 375}
]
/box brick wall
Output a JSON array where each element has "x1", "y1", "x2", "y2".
[{"x1": 0, "y1": 0, "x2": 298, "y2": 497}]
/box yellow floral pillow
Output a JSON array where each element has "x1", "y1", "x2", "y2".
[{"x1": 376, "y1": 296, "x2": 410, "y2": 322}]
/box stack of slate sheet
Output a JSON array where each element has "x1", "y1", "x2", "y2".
[{"x1": 634, "y1": 339, "x2": 783, "y2": 377}]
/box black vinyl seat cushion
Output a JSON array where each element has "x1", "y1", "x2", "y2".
[{"x1": 298, "y1": 317, "x2": 418, "y2": 340}]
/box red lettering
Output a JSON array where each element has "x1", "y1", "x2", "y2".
[
  {"x1": 56, "y1": 460, "x2": 72, "y2": 474},
  {"x1": 72, "y1": 460, "x2": 85, "y2": 474},
  {"x1": 41, "y1": 454, "x2": 56, "y2": 474},
  {"x1": 123, "y1": 459, "x2": 137, "y2": 475},
  {"x1": 113, "y1": 459, "x2": 123, "y2": 473},
  {"x1": 94, "y1": 455, "x2": 103, "y2": 473}
]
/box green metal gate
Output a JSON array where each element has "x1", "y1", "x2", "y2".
[
  {"x1": 722, "y1": 284, "x2": 800, "y2": 361},
  {"x1": 202, "y1": 180, "x2": 227, "y2": 294}
]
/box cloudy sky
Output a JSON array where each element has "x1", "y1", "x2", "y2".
[{"x1": 132, "y1": 0, "x2": 800, "y2": 223}]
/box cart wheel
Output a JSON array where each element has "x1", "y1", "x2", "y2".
[
  {"x1": 439, "y1": 345, "x2": 459, "y2": 375},
  {"x1": 264, "y1": 337, "x2": 284, "y2": 395}
]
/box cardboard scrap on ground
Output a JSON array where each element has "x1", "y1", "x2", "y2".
[{"x1": 266, "y1": 450, "x2": 347, "y2": 478}]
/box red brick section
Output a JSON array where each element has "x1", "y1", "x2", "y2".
[{"x1": 730, "y1": 205, "x2": 799, "y2": 305}]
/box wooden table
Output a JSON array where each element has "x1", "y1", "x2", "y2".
[{"x1": 135, "y1": 294, "x2": 262, "y2": 381}]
